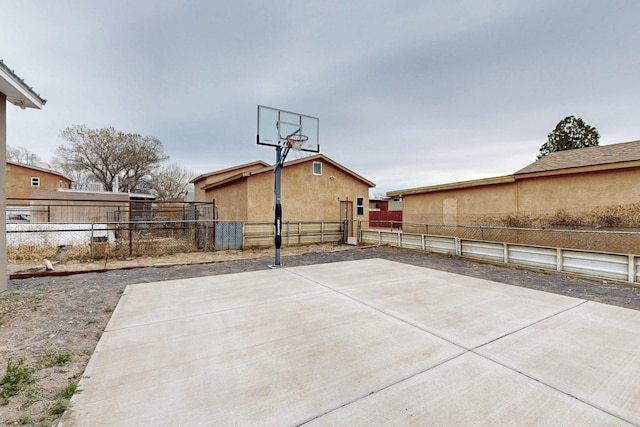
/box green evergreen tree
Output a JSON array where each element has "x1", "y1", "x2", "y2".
[{"x1": 538, "y1": 116, "x2": 600, "y2": 159}]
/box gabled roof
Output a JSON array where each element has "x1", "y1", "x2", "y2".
[
  {"x1": 190, "y1": 160, "x2": 270, "y2": 184},
  {"x1": 515, "y1": 140, "x2": 640, "y2": 175},
  {"x1": 387, "y1": 139, "x2": 640, "y2": 198},
  {"x1": 0, "y1": 60, "x2": 46, "y2": 109},
  {"x1": 200, "y1": 154, "x2": 375, "y2": 191},
  {"x1": 7, "y1": 161, "x2": 73, "y2": 182}
]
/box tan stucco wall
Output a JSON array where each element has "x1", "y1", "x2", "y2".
[
  {"x1": 401, "y1": 166, "x2": 640, "y2": 226},
  {"x1": 204, "y1": 158, "x2": 371, "y2": 223},
  {"x1": 403, "y1": 182, "x2": 517, "y2": 225},
  {"x1": 209, "y1": 179, "x2": 249, "y2": 220},
  {"x1": 6, "y1": 163, "x2": 71, "y2": 204},
  {"x1": 263, "y1": 159, "x2": 369, "y2": 222},
  {"x1": 515, "y1": 169, "x2": 640, "y2": 216}
]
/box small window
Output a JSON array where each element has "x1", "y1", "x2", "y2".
[
  {"x1": 356, "y1": 197, "x2": 364, "y2": 216},
  {"x1": 313, "y1": 161, "x2": 322, "y2": 176},
  {"x1": 31, "y1": 177, "x2": 40, "y2": 187}
]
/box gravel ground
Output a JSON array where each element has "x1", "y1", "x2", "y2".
[{"x1": 1, "y1": 244, "x2": 639, "y2": 426}]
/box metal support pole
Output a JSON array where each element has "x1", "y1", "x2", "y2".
[
  {"x1": 128, "y1": 200, "x2": 133, "y2": 257},
  {"x1": 274, "y1": 146, "x2": 283, "y2": 267}
]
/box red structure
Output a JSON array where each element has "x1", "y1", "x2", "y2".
[{"x1": 369, "y1": 201, "x2": 402, "y2": 229}]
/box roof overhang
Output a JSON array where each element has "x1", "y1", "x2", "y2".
[
  {"x1": 0, "y1": 60, "x2": 46, "y2": 109},
  {"x1": 514, "y1": 160, "x2": 640, "y2": 179},
  {"x1": 201, "y1": 171, "x2": 252, "y2": 191},
  {"x1": 199, "y1": 154, "x2": 376, "y2": 191},
  {"x1": 191, "y1": 160, "x2": 270, "y2": 184},
  {"x1": 387, "y1": 175, "x2": 515, "y2": 198}
]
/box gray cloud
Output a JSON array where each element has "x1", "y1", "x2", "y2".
[{"x1": 2, "y1": 0, "x2": 640, "y2": 194}]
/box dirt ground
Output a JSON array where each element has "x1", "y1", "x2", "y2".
[{"x1": 1, "y1": 243, "x2": 639, "y2": 426}]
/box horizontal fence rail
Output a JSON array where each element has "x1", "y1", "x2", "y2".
[
  {"x1": 244, "y1": 221, "x2": 343, "y2": 247},
  {"x1": 10, "y1": 204, "x2": 640, "y2": 285},
  {"x1": 361, "y1": 225, "x2": 640, "y2": 284}
]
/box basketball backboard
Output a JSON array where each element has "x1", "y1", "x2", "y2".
[{"x1": 257, "y1": 105, "x2": 319, "y2": 153}]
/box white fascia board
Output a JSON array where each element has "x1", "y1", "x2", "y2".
[{"x1": 0, "y1": 64, "x2": 46, "y2": 109}]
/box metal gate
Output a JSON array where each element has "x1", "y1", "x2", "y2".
[{"x1": 215, "y1": 222, "x2": 243, "y2": 250}]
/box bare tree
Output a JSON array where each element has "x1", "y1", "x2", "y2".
[
  {"x1": 50, "y1": 157, "x2": 93, "y2": 190},
  {"x1": 7, "y1": 145, "x2": 42, "y2": 165},
  {"x1": 151, "y1": 163, "x2": 197, "y2": 200},
  {"x1": 56, "y1": 125, "x2": 169, "y2": 192}
]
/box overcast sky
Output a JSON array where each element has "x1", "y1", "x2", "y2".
[{"x1": 2, "y1": 1, "x2": 639, "y2": 195}]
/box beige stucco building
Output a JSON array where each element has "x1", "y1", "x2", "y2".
[
  {"x1": 388, "y1": 140, "x2": 640, "y2": 227},
  {"x1": 192, "y1": 154, "x2": 375, "y2": 226},
  {"x1": 7, "y1": 161, "x2": 72, "y2": 204}
]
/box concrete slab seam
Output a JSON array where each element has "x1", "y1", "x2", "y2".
[
  {"x1": 468, "y1": 299, "x2": 636, "y2": 426},
  {"x1": 105, "y1": 288, "x2": 332, "y2": 332},
  {"x1": 468, "y1": 299, "x2": 589, "y2": 352},
  {"x1": 285, "y1": 268, "x2": 635, "y2": 425},
  {"x1": 295, "y1": 351, "x2": 466, "y2": 426},
  {"x1": 282, "y1": 267, "x2": 466, "y2": 348},
  {"x1": 470, "y1": 349, "x2": 635, "y2": 425}
]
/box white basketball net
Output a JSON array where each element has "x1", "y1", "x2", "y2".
[{"x1": 287, "y1": 135, "x2": 308, "y2": 151}]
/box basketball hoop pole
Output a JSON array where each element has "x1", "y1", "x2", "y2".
[
  {"x1": 258, "y1": 105, "x2": 319, "y2": 267},
  {"x1": 272, "y1": 135, "x2": 305, "y2": 267},
  {"x1": 273, "y1": 145, "x2": 284, "y2": 267}
]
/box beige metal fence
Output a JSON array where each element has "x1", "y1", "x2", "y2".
[
  {"x1": 368, "y1": 221, "x2": 640, "y2": 255},
  {"x1": 360, "y1": 220, "x2": 640, "y2": 284}
]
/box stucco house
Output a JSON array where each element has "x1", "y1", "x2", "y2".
[
  {"x1": 7, "y1": 161, "x2": 73, "y2": 202},
  {"x1": 388, "y1": 139, "x2": 640, "y2": 228},
  {"x1": 192, "y1": 154, "x2": 375, "y2": 227},
  {"x1": 6, "y1": 161, "x2": 73, "y2": 222},
  {"x1": 191, "y1": 160, "x2": 270, "y2": 202}
]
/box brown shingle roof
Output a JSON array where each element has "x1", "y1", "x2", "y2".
[{"x1": 515, "y1": 140, "x2": 640, "y2": 175}]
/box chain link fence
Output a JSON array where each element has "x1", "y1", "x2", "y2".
[
  {"x1": 6, "y1": 219, "x2": 345, "y2": 263},
  {"x1": 15, "y1": 196, "x2": 638, "y2": 261},
  {"x1": 6, "y1": 198, "x2": 215, "y2": 262},
  {"x1": 6, "y1": 194, "x2": 346, "y2": 262}
]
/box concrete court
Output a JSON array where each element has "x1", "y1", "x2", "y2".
[{"x1": 58, "y1": 258, "x2": 640, "y2": 426}]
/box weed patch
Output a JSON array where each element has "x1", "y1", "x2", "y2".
[
  {"x1": 1, "y1": 359, "x2": 34, "y2": 404},
  {"x1": 37, "y1": 351, "x2": 72, "y2": 369},
  {"x1": 47, "y1": 378, "x2": 78, "y2": 416}
]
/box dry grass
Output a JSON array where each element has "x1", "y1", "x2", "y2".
[
  {"x1": 7, "y1": 245, "x2": 92, "y2": 263},
  {"x1": 499, "y1": 203, "x2": 640, "y2": 230},
  {"x1": 7, "y1": 237, "x2": 201, "y2": 264}
]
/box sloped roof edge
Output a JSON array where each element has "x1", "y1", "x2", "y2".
[
  {"x1": 515, "y1": 140, "x2": 640, "y2": 175},
  {"x1": 247, "y1": 154, "x2": 375, "y2": 188},
  {"x1": 190, "y1": 160, "x2": 270, "y2": 184},
  {"x1": 201, "y1": 171, "x2": 251, "y2": 190},
  {"x1": 7, "y1": 161, "x2": 73, "y2": 182},
  {"x1": 387, "y1": 175, "x2": 515, "y2": 198},
  {"x1": 0, "y1": 60, "x2": 46, "y2": 109},
  {"x1": 200, "y1": 154, "x2": 375, "y2": 191}
]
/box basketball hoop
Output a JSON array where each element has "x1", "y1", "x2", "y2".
[{"x1": 286, "y1": 134, "x2": 308, "y2": 151}]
